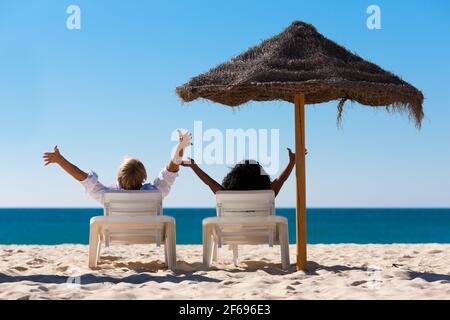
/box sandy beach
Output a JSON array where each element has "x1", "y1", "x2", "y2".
[{"x1": 1, "y1": 243, "x2": 449, "y2": 300}]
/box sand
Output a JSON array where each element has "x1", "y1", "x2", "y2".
[{"x1": 1, "y1": 244, "x2": 449, "y2": 300}]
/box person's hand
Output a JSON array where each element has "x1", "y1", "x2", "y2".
[
  {"x1": 43, "y1": 146, "x2": 63, "y2": 166},
  {"x1": 180, "y1": 157, "x2": 196, "y2": 167},
  {"x1": 287, "y1": 148, "x2": 295, "y2": 163},
  {"x1": 287, "y1": 147, "x2": 308, "y2": 162},
  {"x1": 177, "y1": 129, "x2": 192, "y2": 150},
  {"x1": 171, "y1": 129, "x2": 192, "y2": 166}
]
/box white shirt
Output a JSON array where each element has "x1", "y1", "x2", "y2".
[{"x1": 80, "y1": 167, "x2": 178, "y2": 204}]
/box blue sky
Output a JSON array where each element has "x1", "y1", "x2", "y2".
[{"x1": 0, "y1": 0, "x2": 449, "y2": 208}]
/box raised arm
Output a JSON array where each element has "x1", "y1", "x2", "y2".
[
  {"x1": 43, "y1": 146, "x2": 88, "y2": 182},
  {"x1": 271, "y1": 148, "x2": 306, "y2": 196},
  {"x1": 181, "y1": 158, "x2": 223, "y2": 194}
]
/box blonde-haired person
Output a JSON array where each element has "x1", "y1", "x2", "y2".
[{"x1": 43, "y1": 130, "x2": 191, "y2": 204}]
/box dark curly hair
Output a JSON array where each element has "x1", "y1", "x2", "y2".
[{"x1": 221, "y1": 160, "x2": 272, "y2": 191}]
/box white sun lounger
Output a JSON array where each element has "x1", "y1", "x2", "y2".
[
  {"x1": 202, "y1": 190, "x2": 290, "y2": 270},
  {"x1": 88, "y1": 191, "x2": 176, "y2": 270}
]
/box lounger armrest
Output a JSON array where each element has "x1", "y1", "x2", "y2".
[
  {"x1": 203, "y1": 216, "x2": 287, "y2": 226},
  {"x1": 90, "y1": 215, "x2": 175, "y2": 226}
]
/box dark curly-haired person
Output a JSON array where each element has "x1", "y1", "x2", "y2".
[{"x1": 181, "y1": 148, "x2": 307, "y2": 196}]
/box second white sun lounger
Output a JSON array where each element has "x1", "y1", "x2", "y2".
[
  {"x1": 88, "y1": 191, "x2": 176, "y2": 269},
  {"x1": 202, "y1": 190, "x2": 290, "y2": 269}
]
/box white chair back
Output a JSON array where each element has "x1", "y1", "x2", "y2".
[
  {"x1": 215, "y1": 190, "x2": 275, "y2": 217},
  {"x1": 102, "y1": 191, "x2": 163, "y2": 217}
]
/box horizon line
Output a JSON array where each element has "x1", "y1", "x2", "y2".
[{"x1": 1, "y1": 207, "x2": 449, "y2": 210}]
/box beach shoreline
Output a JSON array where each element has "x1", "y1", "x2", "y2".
[{"x1": 1, "y1": 244, "x2": 449, "y2": 300}]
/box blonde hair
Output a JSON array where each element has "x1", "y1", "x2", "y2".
[{"x1": 117, "y1": 158, "x2": 147, "y2": 190}]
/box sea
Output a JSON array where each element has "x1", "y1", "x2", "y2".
[{"x1": 0, "y1": 208, "x2": 449, "y2": 245}]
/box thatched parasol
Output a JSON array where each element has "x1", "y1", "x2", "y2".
[{"x1": 176, "y1": 21, "x2": 424, "y2": 271}]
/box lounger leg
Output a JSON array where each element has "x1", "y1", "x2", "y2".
[
  {"x1": 96, "y1": 235, "x2": 102, "y2": 264},
  {"x1": 89, "y1": 224, "x2": 99, "y2": 268},
  {"x1": 232, "y1": 245, "x2": 239, "y2": 266},
  {"x1": 279, "y1": 223, "x2": 290, "y2": 270},
  {"x1": 156, "y1": 230, "x2": 161, "y2": 247},
  {"x1": 203, "y1": 225, "x2": 212, "y2": 268},
  {"x1": 208, "y1": 235, "x2": 216, "y2": 265},
  {"x1": 165, "y1": 223, "x2": 176, "y2": 270},
  {"x1": 171, "y1": 224, "x2": 177, "y2": 269},
  {"x1": 212, "y1": 239, "x2": 218, "y2": 262},
  {"x1": 164, "y1": 238, "x2": 168, "y2": 266},
  {"x1": 104, "y1": 230, "x2": 110, "y2": 248}
]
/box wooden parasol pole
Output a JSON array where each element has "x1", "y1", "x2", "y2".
[{"x1": 294, "y1": 93, "x2": 307, "y2": 271}]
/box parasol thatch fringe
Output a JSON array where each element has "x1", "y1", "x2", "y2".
[
  {"x1": 336, "y1": 98, "x2": 347, "y2": 128},
  {"x1": 387, "y1": 101, "x2": 424, "y2": 129}
]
